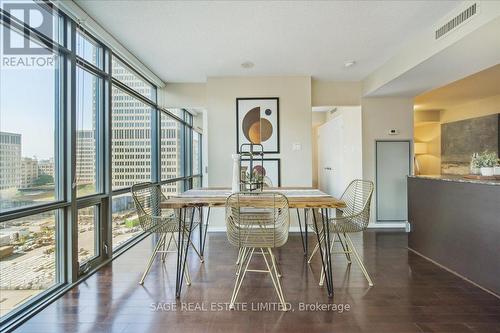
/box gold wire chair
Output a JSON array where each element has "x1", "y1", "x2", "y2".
[
  {"x1": 131, "y1": 182, "x2": 202, "y2": 285},
  {"x1": 225, "y1": 192, "x2": 290, "y2": 310},
  {"x1": 315, "y1": 179, "x2": 375, "y2": 286}
]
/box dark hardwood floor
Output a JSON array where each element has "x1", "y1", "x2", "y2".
[{"x1": 13, "y1": 230, "x2": 500, "y2": 333}]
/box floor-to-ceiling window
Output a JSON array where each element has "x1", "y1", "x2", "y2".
[
  {"x1": 0, "y1": 1, "x2": 202, "y2": 327},
  {"x1": 0, "y1": 2, "x2": 65, "y2": 320}
]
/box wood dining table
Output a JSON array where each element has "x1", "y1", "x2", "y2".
[{"x1": 160, "y1": 187, "x2": 346, "y2": 298}]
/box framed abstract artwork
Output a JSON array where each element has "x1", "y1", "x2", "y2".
[
  {"x1": 236, "y1": 97, "x2": 279, "y2": 153},
  {"x1": 240, "y1": 158, "x2": 281, "y2": 187}
]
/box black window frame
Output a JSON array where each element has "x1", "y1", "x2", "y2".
[{"x1": 0, "y1": 2, "x2": 202, "y2": 330}]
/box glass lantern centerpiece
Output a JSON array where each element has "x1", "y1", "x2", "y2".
[{"x1": 239, "y1": 143, "x2": 264, "y2": 191}]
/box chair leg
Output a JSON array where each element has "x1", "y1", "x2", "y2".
[
  {"x1": 236, "y1": 246, "x2": 248, "y2": 269},
  {"x1": 339, "y1": 233, "x2": 352, "y2": 263},
  {"x1": 267, "y1": 248, "x2": 287, "y2": 310},
  {"x1": 229, "y1": 247, "x2": 254, "y2": 309},
  {"x1": 344, "y1": 233, "x2": 374, "y2": 286},
  {"x1": 236, "y1": 247, "x2": 243, "y2": 265},
  {"x1": 162, "y1": 233, "x2": 174, "y2": 262},
  {"x1": 139, "y1": 233, "x2": 166, "y2": 285}
]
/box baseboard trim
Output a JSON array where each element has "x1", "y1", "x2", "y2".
[
  {"x1": 408, "y1": 247, "x2": 500, "y2": 300},
  {"x1": 369, "y1": 222, "x2": 406, "y2": 229}
]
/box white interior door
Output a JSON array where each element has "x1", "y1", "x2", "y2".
[
  {"x1": 328, "y1": 116, "x2": 344, "y2": 198},
  {"x1": 317, "y1": 107, "x2": 362, "y2": 198},
  {"x1": 317, "y1": 125, "x2": 330, "y2": 193},
  {"x1": 318, "y1": 114, "x2": 344, "y2": 198}
]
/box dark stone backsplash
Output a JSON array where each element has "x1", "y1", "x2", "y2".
[{"x1": 441, "y1": 113, "x2": 499, "y2": 174}]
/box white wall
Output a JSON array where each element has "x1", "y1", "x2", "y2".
[
  {"x1": 361, "y1": 97, "x2": 414, "y2": 226},
  {"x1": 312, "y1": 80, "x2": 362, "y2": 106},
  {"x1": 158, "y1": 83, "x2": 206, "y2": 109},
  {"x1": 440, "y1": 94, "x2": 500, "y2": 123},
  {"x1": 206, "y1": 76, "x2": 312, "y2": 187},
  {"x1": 414, "y1": 123, "x2": 441, "y2": 175}
]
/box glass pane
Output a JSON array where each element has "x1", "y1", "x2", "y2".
[
  {"x1": 165, "y1": 108, "x2": 183, "y2": 119},
  {"x1": 0, "y1": 210, "x2": 59, "y2": 318},
  {"x1": 1, "y1": 0, "x2": 64, "y2": 46},
  {"x1": 77, "y1": 205, "x2": 98, "y2": 264},
  {"x1": 161, "y1": 181, "x2": 184, "y2": 197},
  {"x1": 0, "y1": 28, "x2": 60, "y2": 213},
  {"x1": 160, "y1": 113, "x2": 183, "y2": 180},
  {"x1": 112, "y1": 193, "x2": 142, "y2": 249},
  {"x1": 112, "y1": 57, "x2": 154, "y2": 100},
  {"x1": 111, "y1": 86, "x2": 153, "y2": 190},
  {"x1": 193, "y1": 132, "x2": 201, "y2": 175},
  {"x1": 185, "y1": 112, "x2": 193, "y2": 125},
  {"x1": 192, "y1": 177, "x2": 202, "y2": 189},
  {"x1": 76, "y1": 31, "x2": 103, "y2": 69},
  {"x1": 76, "y1": 67, "x2": 100, "y2": 197}
]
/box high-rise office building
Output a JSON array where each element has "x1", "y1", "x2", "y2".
[
  {"x1": 0, "y1": 132, "x2": 21, "y2": 190},
  {"x1": 76, "y1": 130, "x2": 96, "y2": 184},
  {"x1": 38, "y1": 158, "x2": 55, "y2": 178},
  {"x1": 111, "y1": 62, "x2": 180, "y2": 191},
  {"x1": 20, "y1": 157, "x2": 39, "y2": 188}
]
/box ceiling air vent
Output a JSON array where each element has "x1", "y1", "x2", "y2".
[{"x1": 435, "y1": 3, "x2": 477, "y2": 40}]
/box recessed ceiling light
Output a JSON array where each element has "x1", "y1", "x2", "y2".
[
  {"x1": 344, "y1": 60, "x2": 356, "y2": 68},
  {"x1": 241, "y1": 61, "x2": 254, "y2": 69}
]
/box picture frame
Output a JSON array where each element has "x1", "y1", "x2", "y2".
[
  {"x1": 240, "y1": 158, "x2": 281, "y2": 187},
  {"x1": 236, "y1": 97, "x2": 280, "y2": 153}
]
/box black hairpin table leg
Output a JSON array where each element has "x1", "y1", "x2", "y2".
[{"x1": 312, "y1": 208, "x2": 334, "y2": 297}]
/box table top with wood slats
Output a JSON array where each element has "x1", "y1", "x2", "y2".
[{"x1": 160, "y1": 187, "x2": 346, "y2": 209}]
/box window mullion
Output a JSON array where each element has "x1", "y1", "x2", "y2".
[{"x1": 66, "y1": 19, "x2": 79, "y2": 283}]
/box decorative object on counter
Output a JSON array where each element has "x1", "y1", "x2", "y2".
[
  {"x1": 236, "y1": 97, "x2": 279, "y2": 153},
  {"x1": 470, "y1": 152, "x2": 481, "y2": 175},
  {"x1": 475, "y1": 150, "x2": 498, "y2": 176},
  {"x1": 231, "y1": 153, "x2": 241, "y2": 193},
  {"x1": 413, "y1": 142, "x2": 427, "y2": 175},
  {"x1": 239, "y1": 143, "x2": 264, "y2": 191}
]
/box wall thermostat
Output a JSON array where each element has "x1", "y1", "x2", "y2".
[{"x1": 388, "y1": 129, "x2": 400, "y2": 135}]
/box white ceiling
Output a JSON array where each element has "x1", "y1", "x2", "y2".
[{"x1": 75, "y1": 0, "x2": 460, "y2": 83}]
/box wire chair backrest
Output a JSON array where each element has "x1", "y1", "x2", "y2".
[
  {"x1": 225, "y1": 192, "x2": 290, "y2": 248},
  {"x1": 131, "y1": 182, "x2": 164, "y2": 232},
  {"x1": 336, "y1": 179, "x2": 374, "y2": 232}
]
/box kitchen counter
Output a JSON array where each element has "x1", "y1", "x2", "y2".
[
  {"x1": 409, "y1": 174, "x2": 500, "y2": 186},
  {"x1": 408, "y1": 176, "x2": 500, "y2": 296}
]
